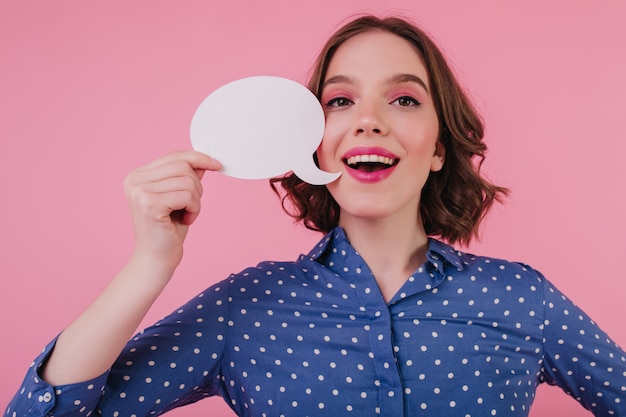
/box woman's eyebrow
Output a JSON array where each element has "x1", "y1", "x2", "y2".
[
  {"x1": 386, "y1": 73, "x2": 430, "y2": 94},
  {"x1": 322, "y1": 73, "x2": 430, "y2": 94},
  {"x1": 322, "y1": 75, "x2": 354, "y2": 90}
]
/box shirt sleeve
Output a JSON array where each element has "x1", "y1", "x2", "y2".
[
  {"x1": 540, "y1": 273, "x2": 626, "y2": 415},
  {"x1": 5, "y1": 280, "x2": 231, "y2": 417},
  {"x1": 4, "y1": 337, "x2": 109, "y2": 417}
]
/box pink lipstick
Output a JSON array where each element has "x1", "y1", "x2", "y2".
[{"x1": 342, "y1": 147, "x2": 399, "y2": 183}]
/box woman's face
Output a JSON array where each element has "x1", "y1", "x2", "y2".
[{"x1": 317, "y1": 30, "x2": 444, "y2": 227}]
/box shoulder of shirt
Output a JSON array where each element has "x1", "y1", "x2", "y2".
[{"x1": 430, "y1": 238, "x2": 546, "y2": 284}]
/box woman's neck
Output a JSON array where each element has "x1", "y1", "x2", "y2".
[{"x1": 339, "y1": 212, "x2": 430, "y2": 303}]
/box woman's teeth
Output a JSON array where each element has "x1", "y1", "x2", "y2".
[{"x1": 345, "y1": 154, "x2": 398, "y2": 166}]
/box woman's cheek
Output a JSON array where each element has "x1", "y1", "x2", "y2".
[
  {"x1": 322, "y1": 113, "x2": 339, "y2": 135},
  {"x1": 318, "y1": 132, "x2": 345, "y2": 171}
]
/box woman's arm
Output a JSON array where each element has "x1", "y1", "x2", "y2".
[
  {"x1": 40, "y1": 150, "x2": 222, "y2": 386},
  {"x1": 540, "y1": 275, "x2": 626, "y2": 415}
]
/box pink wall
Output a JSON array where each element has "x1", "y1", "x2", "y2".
[{"x1": 1, "y1": 2, "x2": 625, "y2": 415}]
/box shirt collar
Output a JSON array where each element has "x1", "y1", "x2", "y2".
[{"x1": 306, "y1": 227, "x2": 464, "y2": 275}]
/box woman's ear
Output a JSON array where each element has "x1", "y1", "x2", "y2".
[{"x1": 430, "y1": 141, "x2": 446, "y2": 172}]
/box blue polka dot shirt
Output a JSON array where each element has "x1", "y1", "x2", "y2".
[{"x1": 7, "y1": 228, "x2": 626, "y2": 416}]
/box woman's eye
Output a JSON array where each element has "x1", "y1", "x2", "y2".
[
  {"x1": 326, "y1": 97, "x2": 352, "y2": 107},
  {"x1": 393, "y1": 96, "x2": 420, "y2": 106}
]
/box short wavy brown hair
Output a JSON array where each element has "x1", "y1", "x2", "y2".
[{"x1": 270, "y1": 15, "x2": 508, "y2": 245}]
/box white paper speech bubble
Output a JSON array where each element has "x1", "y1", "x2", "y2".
[{"x1": 190, "y1": 76, "x2": 341, "y2": 185}]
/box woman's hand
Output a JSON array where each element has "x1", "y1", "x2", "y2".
[{"x1": 124, "y1": 150, "x2": 222, "y2": 274}]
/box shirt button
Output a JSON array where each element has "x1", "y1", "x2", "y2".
[{"x1": 42, "y1": 391, "x2": 52, "y2": 402}]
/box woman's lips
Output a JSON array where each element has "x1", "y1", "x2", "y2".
[{"x1": 342, "y1": 146, "x2": 399, "y2": 183}]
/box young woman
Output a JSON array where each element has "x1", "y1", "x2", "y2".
[{"x1": 7, "y1": 15, "x2": 625, "y2": 417}]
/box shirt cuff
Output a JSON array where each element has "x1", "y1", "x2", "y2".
[{"x1": 6, "y1": 336, "x2": 108, "y2": 416}]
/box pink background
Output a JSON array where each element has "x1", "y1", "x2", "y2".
[{"x1": 1, "y1": 1, "x2": 625, "y2": 415}]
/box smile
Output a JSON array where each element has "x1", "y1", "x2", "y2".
[
  {"x1": 344, "y1": 154, "x2": 399, "y2": 172},
  {"x1": 341, "y1": 147, "x2": 399, "y2": 182}
]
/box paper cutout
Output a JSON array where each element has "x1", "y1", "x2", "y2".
[{"x1": 190, "y1": 76, "x2": 342, "y2": 185}]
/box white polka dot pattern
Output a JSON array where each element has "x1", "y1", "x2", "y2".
[{"x1": 6, "y1": 228, "x2": 626, "y2": 416}]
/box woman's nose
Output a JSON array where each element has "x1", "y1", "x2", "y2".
[{"x1": 353, "y1": 102, "x2": 388, "y2": 136}]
